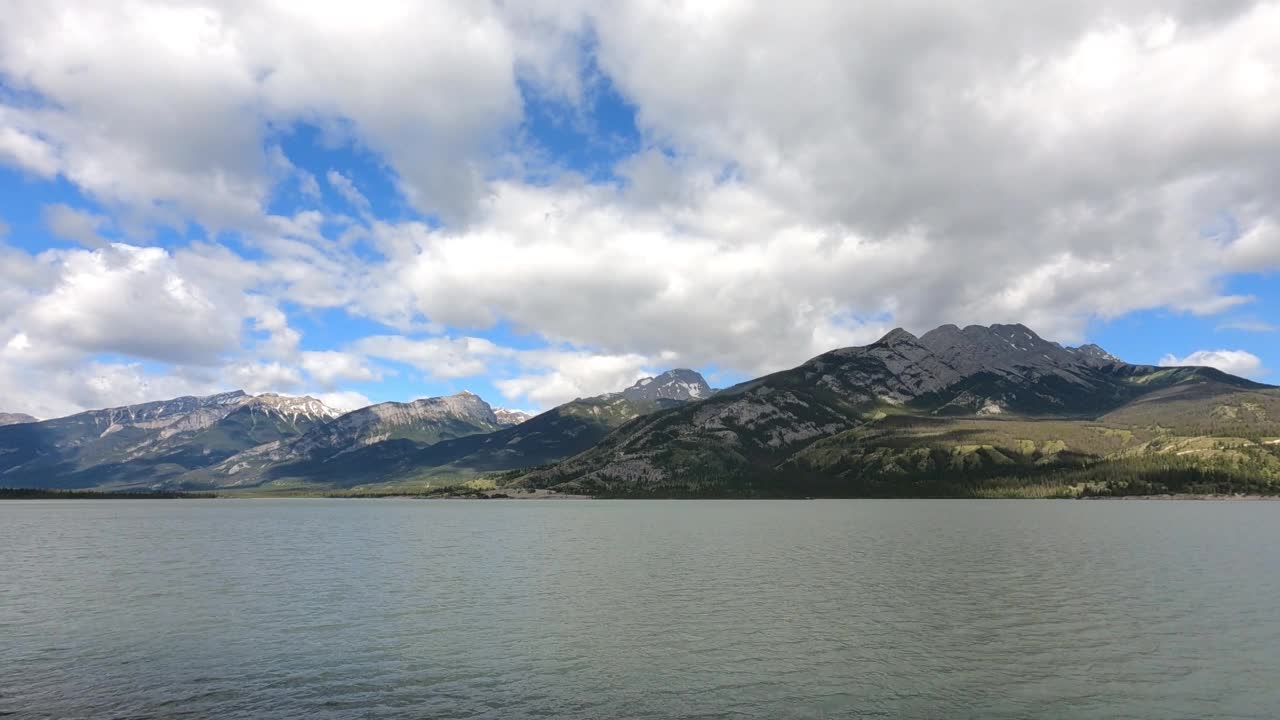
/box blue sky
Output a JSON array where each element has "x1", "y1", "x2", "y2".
[{"x1": 0, "y1": 2, "x2": 1276, "y2": 419}]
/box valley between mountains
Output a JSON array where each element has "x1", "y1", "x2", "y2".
[{"x1": 3, "y1": 325, "x2": 1278, "y2": 498}]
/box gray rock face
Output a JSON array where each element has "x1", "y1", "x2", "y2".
[
  {"x1": 919, "y1": 323, "x2": 1082, "y2": 377},
  {"x1": 92, "y1": 390, "x2": 252, "y2": 437},
  {"x1": 96, "y1": 391, "x2": 341, "y2": 440},
  {"x1": 199, "y1": 391, "x2": 506, "y2": 485},
  {"x1": 619, "y1": 369, "x2": 712, "y2": 403},
  {"x1": 1068, "y1": 343, "x2": 1122, "y2": 366},
  {"x1": 0, "y1": 391, "x2": 341, "y2": 489},
  {"x1": 0, "y1": 412, "x2": 37, "y2": 426},
  {"x1": 243, "y1": 394, "x2": 342, "y2": 424},
  {"x1": 295, "y1": 392, "x2": 500, "y2": 456},
  {"x1": 812, "y1": 329, "x2": 966, "y2": 403}
]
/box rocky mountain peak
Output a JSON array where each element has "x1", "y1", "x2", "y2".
[
  {"x1": 360, "y1": 391, "x2": 497, "y2": 426},
  {"x1": 494, "y1": 408, "x2": 534, "y2": 426},
  {"x1": 244, "y1": 393, "x2": 341, "y2": 422},
  {"x1": 0, "y1": 412, "x2": 37, "y2": 426},
  {"x1": 917, "y1": 322, "x2": 1073, "y2": 376},
  {"x1": 621, "y1": 369, "x2": 712, "y2": 403},
  {"x1": 875, "y1": 327, "x2": 920, "y2": 347},
  {"x1": 206, "y1": 391, "x2": 508, "y2": 477},
  {"x1": 72, "y1": 389, "x2": 254, "y2": 436},
  {"x1": 1068, "y1": 343, "x2": 1122, "y2": 365},
  {"x1": 438, "y1": 391, "x2": 496, "y2": 415}
]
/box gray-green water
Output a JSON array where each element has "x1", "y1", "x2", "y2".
[{"x1": 2, "y1": 499, "x2": 1278, "y2": 719}]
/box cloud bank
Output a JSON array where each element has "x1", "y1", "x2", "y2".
[{"x1": 0, "y1": 1, "x2": 1276, "y2": 416}]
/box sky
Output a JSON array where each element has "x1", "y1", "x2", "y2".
[{"x1": 0, "y1": 1, "x2": 1277, "y2": 420}]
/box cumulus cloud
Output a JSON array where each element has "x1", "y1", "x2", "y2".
[
  {"x1": 494, "y1": 350, "x2": 657, "y2": 408},
  {"x1": 224, "y1": 361, "x2": 304, "y2": 395},
  {"x1": 312, "y1": 391, "x2": 373, "y2": 413},
  {"x1": 1159, "y1": 349, "x2": 1267, "y2": 379},
  {"x1": 1225, "y1": 218, "x2": 1280, "y2": 271},
  {"x1": 0, "y1": 0, "x2": 538, "y2": 226},
  {"x1": 42, "y1": 203, "x2": 109, "y2": 248},
  {"x1": 341, "y1": 332, "x2": 669, "y2": 408},
  {"x1": 350, "y1": 183, "x2": 907, "y2": 375},
  {"x1": 300, "y1": 351, "x2": 380, "y2": 388},
  {"x1": 18, "y1": 244, "x2": 242, "y2": 365},
  {"x1": 0, "y1": 1, "x2": 1276, "y2": 414},
  {"x1": 0, "y1": 125, "x2": 59, "y2": 178},
  {"x1": 350, "y1": 335, "x2": 507, "y2": 379},
  {"x1": 262, "y1": 1, "x2": 1274, "y2": 382},
  {"x1": 0, "y1": 351, "x2": 225, "y2": 420},
  {"x1": 584, "y1": 2, "x2": 1278, "y2": 330},
  {"x1": 0, "y1": 235, "x2": 310, "y2": 416}
]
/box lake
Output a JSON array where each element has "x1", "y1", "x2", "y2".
[{"x1": 2, "y1": 499, "x2": 1278, "y2": 719}]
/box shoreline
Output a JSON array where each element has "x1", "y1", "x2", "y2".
[
  {"x1": 1080, "y1": 494, "x2": 1280, "y2": 501},
  {"x1": 4, "y1": 488, "x2": 1278, "y2": 501}
]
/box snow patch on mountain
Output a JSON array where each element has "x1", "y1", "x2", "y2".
[
  {"x1": 620, "y1": 369, "x2": 712, "y2": 403},
  {"x1": 494, "y1": 408, "x2": 534, "y2": 426}
]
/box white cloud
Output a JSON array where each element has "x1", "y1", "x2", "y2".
[
  {"x1": 0, "y1": 354, "x2": 224, "y2": 420},
  {"x1": 0, "y1": 236, "x2": 307, "y2": 417},
  {"x1": 312, "y1": 390, "x2": 372, "y2": 413},
  {"x1": 351, "y1": 335, "x2": 502, "y2": 379},
  {"x1": 0, "y1": 0, "x2": 538, "y2": 226},
  {"x1": 1160, "y1": 349, "x2": 1267, "y2": 379},
  {"x1": 269, "y1": 145, "x2": 322, "y2": 200},
  {"x1": 42, "y1": 203, "x2": 109, "y2": 248},
  {"x1": 1217, "y1": 319, "x2": 1279, "y2": 333},
  {"x1": 1225, "y1": 218, "x2": 1280, "y2": 271},
  {"x1": 18, "y1": 244, "x2": 243, "y2": 365},
  {"x1": 301, "y1": 350, "x2": 379, "y2": 388},
  {"x1": 298, "y1": 172, "x2": 322, "y2": 200},
  {"x1": 249, "y1": 304, "x2": 302, "y2": 359},
  {"x1": 341, "y1": 330, "x2": 670, "y2": 409},
  {"x1": 494, "y1": 350, "x2": 655, "y2": 408},
  {"x1": 0, "y1": 125, "x2": 58, "y2": 178},
  {"x1": 327, "y1": 1, "x2": 1279, "y2": 376},
  {"x1": 325, "y1": 170, "x2": 371, "y2": 215},
  {"x1": 224, "y1": 361, "x2": 304, "y2": 395},
  {"x1": 1, "y1": 2, "x2": 1277, "y2": 416}
]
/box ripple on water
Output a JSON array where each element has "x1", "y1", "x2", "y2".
[{"x1": 2, "y1": 499, "x2": 1279, "y2": 719}]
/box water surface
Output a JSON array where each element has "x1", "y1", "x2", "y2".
[{"x1": 2, "y1": 499, "x2": 1278, "y2": 718}]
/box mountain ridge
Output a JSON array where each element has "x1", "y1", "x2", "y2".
[
  {"x1": 191, "y1": 369, "x2": 715, "y2": 489},
  {"x1": 0, "y1": 328, "x2": 1273, "y2": 496},
  {"x1": 512, "y1": 325, "x2": 1273, "y2": 497},
  {"x1": 0, "y1": 391, "x2": 342, "y2": 489}
]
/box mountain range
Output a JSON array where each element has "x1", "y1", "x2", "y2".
[
  {"x1": 0, "y1": 369, "x2": 712, "y2": 492},
  {"x1": 2, "y1": 324, "x2": 1277, "y2": 497},
  {"x1": 516, "y1": 324, "x2": 1279, "y2": 497}
]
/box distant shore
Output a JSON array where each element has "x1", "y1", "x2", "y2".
[
  {"x1": 1081, "y1": 493, "x2": 1280, "y2": 501},
  {"x1": 3, "y1": 487, "x2": 1278, "y2": 501},
  {"x1": 0, "y1": 488, "x2": 216, "y2": 500},
  {"x1": 325, "y1": 488, "x2": 593, "y2": 500}
]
